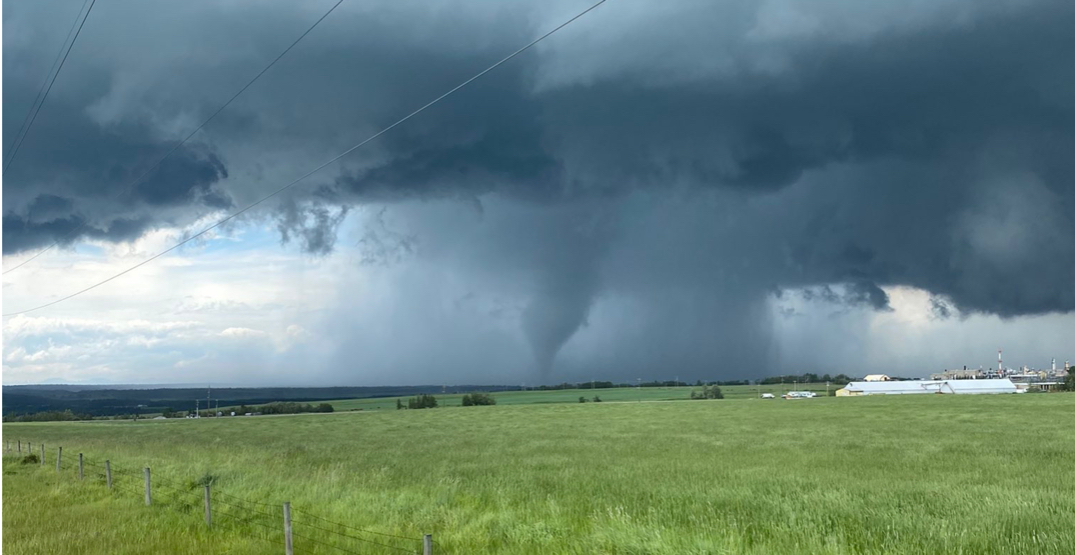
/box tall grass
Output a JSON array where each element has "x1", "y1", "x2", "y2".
[{"x1": 4, "y1": 394, "x2": 1074, "y2": 554}]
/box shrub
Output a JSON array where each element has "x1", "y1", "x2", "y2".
[
  {"x1": 579, "y1": 396, "x2": 588, "y2": 403},
  {"x1": 690, "y1": 385, "x2": 724, "y2": 400},
  {"x1": 407, "y1": 395, "x2": 438, "y2": 409},
  {"x1": 21, "y1": 454, "x2": 39, "y2": 465},
  {"x1": 592, "y1": 396, "x2": 602, "y2": 403},
  {"x1": 462, "y1": 393, "x2": 496, "y2": 406}
]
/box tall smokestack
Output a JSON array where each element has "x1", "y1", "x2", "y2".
[
  {"x1": 998, "y1": 349, "x2": 1003, "y2": 373},
  {"x1": 1053, "y1": 358, "x2": 1057, "y2": 372}
]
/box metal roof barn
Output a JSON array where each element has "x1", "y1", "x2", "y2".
[{"x1": 835, "y1": 378, "x2": 1020, "y2": 396}]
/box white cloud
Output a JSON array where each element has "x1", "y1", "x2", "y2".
[{"x1": 220, "y1": 327, "x2": 270, "y2": 339}]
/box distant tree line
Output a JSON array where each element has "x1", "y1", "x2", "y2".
[
  {"x1": 536, "y1": 382, "x2": 620, "y2": 390},
  {"x1": 528, "y1": 377, "x2": 838, "y2": 391},
  {"x1": 759, "y1": 374, "x2": 852, "y2": 385},
  {"x1": 3, "y1": 384, "x2": 517, "y2": 418},
  {"x1": 215, "y1": 402, "x2": 334, "y2": 416},
  {"x1": 2, "y1": 409, "x2": 94, "y2": 422},
  {"x1": 533, "y1": 380, "x2": 746, "y2": 390}
]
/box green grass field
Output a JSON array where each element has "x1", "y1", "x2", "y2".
[
  {"x1": 5, "y1": 393, "x2": 1074, "y2": 554},
  {"x1": 325, "y1": 383, "x2": 834, "y2": 411}
]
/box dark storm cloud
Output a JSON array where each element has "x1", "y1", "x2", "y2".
[
  {"x1": 274, "y1": 200, "x2": 349, "y2": 256},
  {"x1": 797, "y1": 283, "x2": 890, "y2": 311},
  {"x1": 930, "y1": 296, "x2": 954, "y2": 320},
  {"x1": 5, "y1": 0, "x2": 1075, "y2": 377},
  {"x1": 2, "y1": 72, "x2": 231, "y2": 253}
]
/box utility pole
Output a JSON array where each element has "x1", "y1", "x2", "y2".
[{"x1": 637, "y1": 378, "x2": 641, "y2": 402}]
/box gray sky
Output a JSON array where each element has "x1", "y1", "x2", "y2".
[{"x1": 3, "y1": 0, "x2": 1073, "y2": 385}]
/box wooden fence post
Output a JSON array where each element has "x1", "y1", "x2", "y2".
[
  {"x1": 41, "y1": 443, "x2": 45, "y2": 466},
  {"x1": 424, "y1": 534, "x2": 433, "y2": 555},
  {"x1": 105, "y1": 460, "x2": 113, "y2": 489},
  {"x1": 283, "y1": 502, "x2": 293, "y2": 555},
  {"x1": 17, "y1": 440, "x2": 21, "y2": 453},
  {"x1": 56, "y1": 446, "x2": 62, "y2": 472},
  {"x1": 204, "y1": 485, "x2": 212, "y2": 527},
  {"x1": 144, "y1": 467, "x2": 152, "y2": 506},
  {"x1": 79, "y1": 453, "x2": 84, "y2": 480}
]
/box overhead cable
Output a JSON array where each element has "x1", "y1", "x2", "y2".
[
  {"x1": 3, "y1": 0, "x2": 347, "y2": 275},
  {"x1": 3, "y1": 0, "x2": 611, "y2": 317}
]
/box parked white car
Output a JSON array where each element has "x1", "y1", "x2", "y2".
[{"x1": 760, "y1": 393, "x2": 775, "y2": 399}]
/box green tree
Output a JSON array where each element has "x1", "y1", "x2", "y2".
[
  {"x1": 462, "y1": 393, "x2": 495, "y2": 406},
  {"x1": 1064, "y1": 372, "x2": 1075, "y2": 392},
  {"x1": 407, "y1": 395, "x2": 438, "y2": 409},
  {"x1": 690, "y1": 385, "x2": 724, "y2": 400}
]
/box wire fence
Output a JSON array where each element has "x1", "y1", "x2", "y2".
[{"x1": 3, "y1": 439, "x2": 438, "y2": 554}]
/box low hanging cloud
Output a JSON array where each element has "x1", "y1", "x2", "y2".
[{"x1": 4, "y1": 0, "x2": 1075, "y2": 379}]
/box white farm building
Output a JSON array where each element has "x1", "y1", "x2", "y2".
[{"x1": 835, "y1": 378, "x2": 1021, "y2": 396}]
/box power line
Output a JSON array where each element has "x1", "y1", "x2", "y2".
[
  {"x1": 2, "y1": 0, "x2": 611, "y2": 317},
  {"x1": 3, "y1": 0, "x2": 348, "y2": 276},
  {"x1": 3, "y1": 0, "x2": 93, "y2": 171},
  {"x1": 3, "y1": 0, "x2": 98, "y2": 175}
]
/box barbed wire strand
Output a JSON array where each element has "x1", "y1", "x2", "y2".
[
  {"x1": 11, "y1": 445, "x2": 439, "y2": 553},
  {"x1": 212, "y1": 489, "x2": 279, "y2": 508},
  {"x1": 291, "y1": 530, "x2": 365, "y2": 555},
  {"x1": 214, "y1": 512, "x2": 284, "y2": 546},
  {"x1": 292, "y1": 519, "x2": 416, "y2": 553},
  {"x1": 212, "y1": 498, "x2": 279, "y2": 521},
  {"x1": 292, "y1": 508, "x2": 423, "y2": 541}
]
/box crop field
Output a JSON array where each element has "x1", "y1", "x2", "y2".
[{"x1": 4, "y1": 393, "x2": 1074, "y2": 554}]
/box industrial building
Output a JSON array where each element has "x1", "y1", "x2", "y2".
[
  {"x1": 835, "y1": 378, "x2": 1020, "y2": 396},
  {"x1": 930, "y1": 367, "x2": 983, "y2": 381}
]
